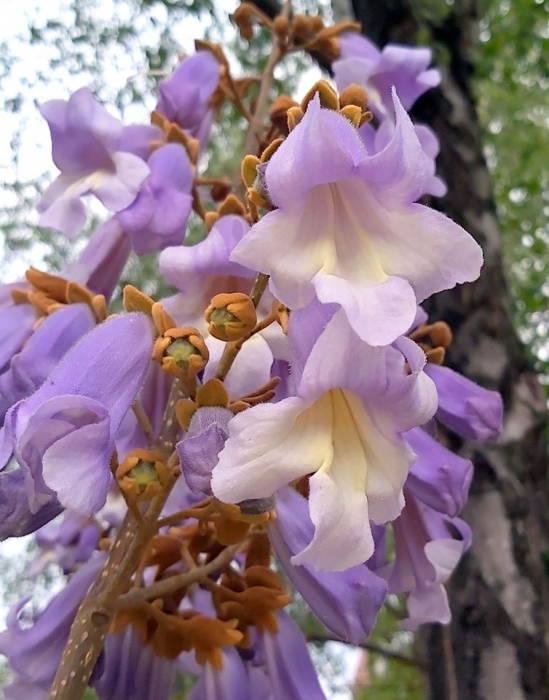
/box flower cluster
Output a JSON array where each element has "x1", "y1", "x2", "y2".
[{"x1": 0, "y1": 8, "x2": 504, "y2": 700}]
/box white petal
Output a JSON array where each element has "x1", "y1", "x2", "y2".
[
  {"x1": 204, "y1": 334, "x2": 273, "y2": 399},
  {"x1": 211, "y1": 396, "x2": 332, "y2": 503},
  {"x1": 292, "y1": 390, "x2": 375, "y2": 570}
]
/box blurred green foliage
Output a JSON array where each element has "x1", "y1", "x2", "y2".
[{"x1": 475, "y1": 0, "x2": 549, "y2": 377}]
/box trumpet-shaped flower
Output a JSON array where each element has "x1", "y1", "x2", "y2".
[
  {"x1": 389, "y1": 494, "x2": 471, "y2": 630},
  {"x1": 116, "y1": 143, "x2": 194, "y2": 255},
  {"x1": 211, "y1": 308, "x2": 437, "y2": 570},
  {"x1": 334, "y1": 32, "x2": 440, "y2": 119},
  {"x1": 160, "y1": 215, "x2": 284, "y2": 397},
  {"x1": 359, "y1": 119, "x2": 447, "y2": 198},
  {"x1": 156, "y1": 51, "x2": 220, "y2": 145},
  {"x1": 0, "y1": 303, "x2": 97, "y2": 422},
  {"x1": 0, "y1": 290, "x2": 37, "y2": 376},
  {"x1": 92, "y1": 627, "x2": 176, "y2": 700},
  {"x1": 259, "y1": 611, "x2": 327, "y2": 700},
  {"x1": 0, "y1": 313, "x2": 154, "y2": 516},
  {"x1": 230, "y1": 95, "x2": 482, "y2": 346},
  {"x1": 0, "y1": 469, "x2": 62, "y2": 540},
  {"x1": 160, "y1": 215, "x2": 256, "y2": 336},
  {"x1": 374, "y1": 427, "x2": 473, "y2": 629},
  {"x1": 425, "y1": 363, "x2": 503, "y2": 441},
  {"x1": 0, "y1": 554, "x2": 105, "y2": 697},
  {"x1": 38, "y1": 88, "x2": 156, "y2": 238}
]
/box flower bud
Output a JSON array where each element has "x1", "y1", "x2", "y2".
[
  {"x1": 301, "y1": 80, "x2": 339, "y2": 112},
  {"x1": 205, "y1": 293, "x2": 257, "y2": 342},
  {"x1": 270, "y1": 95, "x2": 298, "y2": 135}
]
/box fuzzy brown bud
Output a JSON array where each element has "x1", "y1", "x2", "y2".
[
  {"x1": 206, "y1": 292, "x2": 257, "y2": 342},
  {"x1": 270, "y1": 95, "x2": 298, "y2": 135}
]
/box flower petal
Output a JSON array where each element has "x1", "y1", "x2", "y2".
[
  {"x1": 42, "y1": 410, "x2": 112, "y2": 515},
  {"x1": 211, "y1": 397, "x2": 329, "y2": 503}
]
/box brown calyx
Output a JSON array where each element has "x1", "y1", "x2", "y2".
[
  {"x1": 409, "y1": 321, "x2": 453, "y2": 365},
  {"x1": 12, "y1": 268, "x2": 107, "y2": 324}
]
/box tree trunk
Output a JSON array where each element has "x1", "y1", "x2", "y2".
[{"x1": 350, "y1": 1, "x2": 549, "y2": 698}]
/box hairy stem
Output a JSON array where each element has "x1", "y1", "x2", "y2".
[
  {"x1": 241, "y1": 3, "x2": 290, "y2": 159},
  {"x1": 49, "y1": 492, "x2": 170, "y2": 699},
  {"x1": 214, "y1": 272, "x2": 271, "y2": 382},
  {"x1": 50, "y1": 378, "x2": 186, "y2": 699}
]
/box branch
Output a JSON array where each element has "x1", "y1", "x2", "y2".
[
  {"x1": 49, "y1": 482, "x2": 174, "y2": 698},
  {"x1": 116, "y1": 544, "x2": 240, "y2": 609},
  {"x1": 307, "y1": 633, "x2": 427, "y2": 670}
]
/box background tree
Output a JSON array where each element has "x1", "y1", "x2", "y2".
[{"x1": 346, "y1": 1, "x2": 549, "y2": 698}]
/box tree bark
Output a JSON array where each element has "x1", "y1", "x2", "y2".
[{"x1": 351, "y1": 1, "x2": 549, "y2": 698}]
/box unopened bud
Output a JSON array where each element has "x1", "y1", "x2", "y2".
[
  {"x1": 232, "y1": 4, "x2": 254, "y2": 41},
  {"x1": 310, "y1": 15, "x2": 324, "y2": 32},
  {"x1": 339, "y1": 83, "x2": 369, "y2": 112},
  {"x1": 206, "y1": 292, "x2": 257, "y2": 342},
  {"x1": 287, "y1": 105, "x2": 304, "y2": 132},
  {"x1": 339, "y1": 104, "x2": 363, "y2": 128},
  {"x1": 260, "y1": 138, "x2": 284, "y2": 164},
  {"x1": 241, "y1": 155, "x2": 260, "y2": 188},
  {"x1": 211, "y1": 180, "x2": 232, "y2": 202},
  {"x1": 301, "y1": 80, "x2": 339, "y2": 112},
  {"x1": 217, "y1": 193, "x2": 247, "y2": 218},
  {"x1": 270, "y1": 95, "x2": 298, "y2": 135},
  {"x1": 273, "y1": 15, "x2": 289, "y2": 37}
]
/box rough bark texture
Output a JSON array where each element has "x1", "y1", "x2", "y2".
[{"x1": 351, "y1": 1, "x2": 549, "y2": 698}]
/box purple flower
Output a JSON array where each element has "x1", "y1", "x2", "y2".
[
  {"x1": 388, "y1": 493, "x2": 471, "y2": 630},
  {"x1": 203, "y1": 335, "x2": 275, "y2": 399},
  {"x1": 160, "y1": 215, "x2": 255, "y2": 335},
  {"x1": 375, "y1": 426, "x2": 473, "y2": 629},
  {"x1": 0, "y1": 294, "x2": 37, "y2": 375},
  {"x1": 33, "y1": 511, "x2": 101, "y2": 575},
  {"x1": 359, "y1": 119, "x2": 447, "y2": 198},
  {"x1": 177, "y1": 406, "x2": 233, "y2": 496},
  {"x1": 117, "y1": 143, "x2": 194, "y2": 255},
  {"x1": 160, "y1": 214, "x2": 283, "y2": 395},
  {"x1": 156, "y1": 51, "x2": 220, "y2": 144},
  {"x1": 62, "y1": 217, "x2": 131, "y2": 300},
  {"x1": 259, "y1": 611, "x2": 326, "y2": 700},
  {"x1": 230, "y1": 94, "x2": 482, "y2": 346},
  {"x1": 334, "y1": 32, "x2": 440, "y2": 119},
  {"x1": 188, "y1": 648, "x2": 252, "y2": 700},
  {"x1": 269, "y1": 486, "x2": 387, "y2": 643},
  {"x1": 211, "y1": 308, "x2": 437, "y2": 570},
  {"x1": 37, "y1": 88, "x2": 155, "y2": 238},
  {"x1": 0, "y1": 469, "x2": 62, "y2": 540},
  {"x1": 0, "y1": 554, "x2": 104, "y2": 697},
  {"x1": 425, "y1": 363, "x2": 503, "y2": 441},
  {"x1": 404, "y1": 427, "x2": 473, "y2": 517},
  {"x1": 0, "y1": 313, "x2": 154, "y2": 516},
  {"x1": 92, "y1": 627, "x2": 176, "y2": 700},
  {"x1": 0, "y1": 303, "x2": 97, "y2": 422}
]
